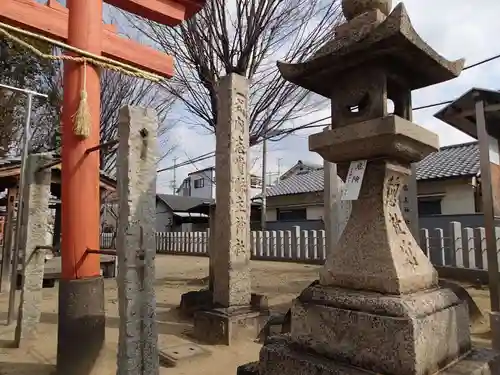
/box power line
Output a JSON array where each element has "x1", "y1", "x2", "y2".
[
  {"x1": 463, "y1": 53, "x2": 500, "y2": 71},
  {"x1": 157, "y1": 52, "x2": 500, "y2": 174},
  {"x1": 157, "y1": 151, "x2": 214, "y2": 173},
  {"x1": 170, "y1": 157, "x2": 178, "y2": 194}
]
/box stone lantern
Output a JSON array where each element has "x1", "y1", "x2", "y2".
[{"x1": 238, "y1": 1, "x2": 500, "y2": 374}]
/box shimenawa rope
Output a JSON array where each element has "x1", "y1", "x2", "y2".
[{"x1": 0, "y1": 22, "x2": 164, "y2": 139}]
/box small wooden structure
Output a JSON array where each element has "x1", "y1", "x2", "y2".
[
  {"x1": 0, "y1": 155, "x2": 117, "y2": 290},
  {"x1": 435, "y1": 88, "x2": 500, "y2": 349}
]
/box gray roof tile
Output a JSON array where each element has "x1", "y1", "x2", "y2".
[
  {"x1": 261, "y1": 142, "x2": 480, "y2": 197},
  {"x1": 415, "y1": 141, "x2": 479, "y2": 181},
  {"x1": 157, "y1": 194, "x2": 214, "y2": 212},
  {"x1": 265, "y1": 169, "x2": 324, "y2": 197}
]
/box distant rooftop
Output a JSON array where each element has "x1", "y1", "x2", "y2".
[
  {"x1": 262, "y1": 142, "x2": 480, "y2": 198},
  {"x1": 416, "y1": 141, "x2": 479, "y2": 181},
  {"x1": 156, "y1": 194, "x2": 214, "y2": 212}
]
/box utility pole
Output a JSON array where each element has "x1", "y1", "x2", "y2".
[
  {"x1": 0, "y1": 83, "x2": 47, "y2": 324},
  {"x1": 261, "y1": 136, "x2": 267, "y2": 230},
  {"x1": 171, "y1": 157, "x2": 178, "y2": 194},
  {"x1": 277, "y1": 157, "x2": 283, "y2": 179}
]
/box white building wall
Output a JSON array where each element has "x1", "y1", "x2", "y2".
[
  {"x1": 306, "y1": 206, "x2": 324, "y2": 220},
  {"x1": 266, "y1": 208, "x2": 277, "y2": 221},
  {"x1": 180, "y1": 168, "x2": 262, "y2": 201},
  {"x1": 418, "y1": 179, "x2": 476, "y2": 215},
  {"x1": 440, "y1": 183, "x2": 476, "y2": 215},
  {"x1": 188, "y1": 169, "x2": 216, "y2": 199}
]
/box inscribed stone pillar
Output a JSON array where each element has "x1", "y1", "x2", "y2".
[
  {"x1": 116, "y1": 106, "x2": 159, "y2": 375},
  {"x1": 14, "y1": 153, "x2": 52, "y2": 347},
  {"x1": 212, "y1": 73, "x2": 251, "y2": 308}
]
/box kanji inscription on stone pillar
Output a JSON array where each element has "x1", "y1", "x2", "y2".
[
  {"x1": 213, "y1": 74, "x2": 252, "y2": 308},
  {"x1": 116, "y1": 106, "x2": 158, "y2": 374}
]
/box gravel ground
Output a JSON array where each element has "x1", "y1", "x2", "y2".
[{"x1": 0, "y1": 254, "x2": 491, "y2": 375}]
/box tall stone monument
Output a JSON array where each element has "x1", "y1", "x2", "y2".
[
  {"x1": 194, "y1": 74, "x2": 268, "y2": 345},
  {"x1": 239, "y1": 1, "x2": 500, "y2": 374}
]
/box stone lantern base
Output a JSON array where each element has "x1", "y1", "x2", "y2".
[
  {"x1": 194, "y1": 305, "x2": 269, "y2": 346},
  {"x1": 238, "y1": 284, "x2": 500, "y2": 375},
  {"x1": 246, "y1": 335, "x2": 500, "y2": 375},
  {"x1": 289, "y1": 285, "x2": 471, "y2": 375}
]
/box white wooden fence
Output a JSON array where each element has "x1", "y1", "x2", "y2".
[
  {"x1": 101, "y1": 227, "x2": 326, "y2": 263},
  {"x1": 100, "y1": 222, "x2": 500, "y2": 271},
  {"x1": 420, "y1": 222, "x2": 500, "y2": 271}
]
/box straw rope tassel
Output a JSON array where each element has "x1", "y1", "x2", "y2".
[{"x1": 73, "y1": 60, "x2": 91, "y2": 139}]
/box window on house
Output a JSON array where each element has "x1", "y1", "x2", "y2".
[
  {"x1": 194, "y1": 178, "x2": 204, "y2": 189},
  {"x1": 277, "y1": 208, "x2": 307, "y2": 221},
  {"x1": 417, "y1": 198, "x2": 442, "y2": 216}
]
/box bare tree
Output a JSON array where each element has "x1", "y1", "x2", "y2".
[
  {"x1": 0, "y1": 35, "x2": 58, "y2": 156},
  {"x1": 23, "y1": 59, "x2": 178, "y2": 172},
  {"x1": 126, "y1": 0, "x2": 342, "y2": 144},
  {"x1": 98, "y1": 70, "x2": 178, "y2": 173}
]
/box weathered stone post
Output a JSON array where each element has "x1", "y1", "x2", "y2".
[
  {"x1": 194, "y1": 73, "x2": 267, "y2": 345},
  {"x1": 212, "y1": 73, "x2": 251, "y2": 308},
  {"x1": 116, "y1": 106, "x2": 159, "y2": 374},
  {"x1": 14, "y1": 153, "x2": 52, "y2": 347},
  {"x1": 240, "y1": 1, "x2": 500, "y2": 374}
]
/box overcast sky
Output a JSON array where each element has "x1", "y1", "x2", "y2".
[{"x1": 147, "y1": 1, "x2": 500, "y2": 193}]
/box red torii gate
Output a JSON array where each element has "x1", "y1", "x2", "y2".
[{"x1": 0, "y1": 0, "x2": 204, "y2": 372}]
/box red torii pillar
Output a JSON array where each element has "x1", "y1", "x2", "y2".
[{"x1": 0, "y1": 0, "x2": 205, "y2": 373}]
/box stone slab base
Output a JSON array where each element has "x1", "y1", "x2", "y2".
[
  {"x1": 194, "y1": 305, "x2": 269, "y2": 345},
  {"x1": 180, "y1": 290, "x2": 268, "y2": 318},
  {"x1": 292, "y1": 286, "x2": 471, "y2": 375},
  {"x1": 179, "y1": 289, "x2": 213, "y2": 317},
  {"x1": 253, "y1": 336, "x2": 500, "y2": 375},
  {"x1": 159, "y1": 343, "x2": 211, "y2": 367},
  {"x1": 57, "y1": 277, "x2": 105, "y2": 375}
]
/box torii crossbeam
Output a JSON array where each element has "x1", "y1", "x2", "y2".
[{"x1": 0, "y1": 0, "x2": 205, "y2": 373}]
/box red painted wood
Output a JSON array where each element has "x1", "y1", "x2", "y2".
[
  {"x1": 60, "y1": 0, "x2": 103, "y2": 279},
  {"x1": 0, "y1": 0, "x2": 174, "y2": 77},
  {"x1": 104, "y1": 0, "x2": 206, "y2": 25}
]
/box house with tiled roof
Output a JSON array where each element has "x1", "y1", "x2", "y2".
[
  {"x1": 260, "y1": 141, "x2": 484, "y2": 231},
  {"x1": 278, "y1": 160, "x2": 323, "y2": 181}
]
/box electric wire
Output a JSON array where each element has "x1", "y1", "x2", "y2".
[{"x1": 157, "y1": 52, "x2": 500, "y2": 174}]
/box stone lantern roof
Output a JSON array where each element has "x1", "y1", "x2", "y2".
[{"x1": 277, "y1": 1, "x2": 465, "y2": 97}]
